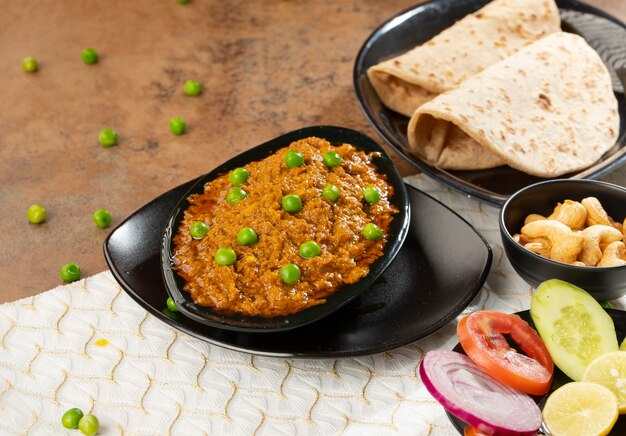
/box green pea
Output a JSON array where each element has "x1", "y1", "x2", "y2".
[
  {"x1": 279, "y1": 263, "x2": 301, "y2": 285},
  {"x1": 237, "y1": 227, "x2": 258, "y2": 246},
  {"x1": 229, "y1": 167, "x2": 250, "y2": 186},
  {"x1": 323, "y1": 151, "x2": 342, "y2": 168},
  {"x1": 81, "y1": 48, "x2": 98, "y2": 64},
  {"x1": 60, "y1": 263, "x2": 82, "y2": 283},
  {"x1": 166, "y1": 297, "x2": 179, "y2": 312},
  {"x1": 184, "y1": 79, "x2": 202, "y2": 96},
  {"x1": 226, "y1": 187, "x2": 247, "y2": 205},
  {"x1": 322, "y1": 184, "x2": 339, "y2": 202},
  {"x1": 22, "y1": 56, "x2": 38, "y2": 73},
  {"x1": 362, "y1": 223, "x2": 383, "y2": 241},
  {"x1": 284, "y1": 150, "x2": 304, "y2": 168},
  {"x1": 169, "y1": 116, "x2": 186, "y2": 136},
  {"x1": 189, "y1": 221, "x2": 209, "y2": 239},
  {"x1": 177, "y1": 0, "x2": 190, "y2": 3},
  {"x1": 299, "y1": 241, "x2": 320, "y2": 259},
  {"x1": 92, "y1": 208, "x2": 112, "y2": 229},
  {"x1": 98, "y1": 128, "x2": 118, "y2": 147},
  {"x1": 162, "y1": 307, "x2": 180, "y2": 321},
  {"x1": 363, "y1": 186, "x2": 381, "y2": 204},
  {"x1": 27, "y1": 204, "x2": 47, "y2": 224},
  {"x1": 215, "y1": 247, "x2": 236, "y2": 265},
  {"x1": 78, "y1": 414, "x2": 99, "y2": 436},
  {"x1": 282, "y1": 194, "x2": 302, "y2": 213},
  {"x1": 62, "y1": 408, "x2": 84, "y2": 429}
]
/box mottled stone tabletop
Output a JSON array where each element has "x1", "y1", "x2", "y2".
[{"x1": 1, "y1": 0, "x2": 625, "y2": 303}]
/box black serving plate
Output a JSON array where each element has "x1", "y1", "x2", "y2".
[
  {"x1": 354, "y1": 0, "x2": 626, "y2": 206},
  {"x1": 161, "y1": 126, "x2": 411, "y2": 332},
  {"x1": 446, "y1": 309, "x2": 626, "y2": 435},
  {"x1": 104, "y1": 177, "x2": 492, "y2": 358}
]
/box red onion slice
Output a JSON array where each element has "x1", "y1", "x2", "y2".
[{"x1": 419, "y1": 350, "x2": 541, "y2": 436}]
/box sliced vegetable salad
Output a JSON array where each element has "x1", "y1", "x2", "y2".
[{"x1": 420, "y1": 279, "x2": 626, "y2": 436}]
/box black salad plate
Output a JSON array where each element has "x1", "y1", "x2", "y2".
[
  {"x1": 104, "y1": 169, "x2": 492, "y2": 358},
  {"x1": 354, "y1": 0, "x2": 626, "y2": 206},
  {"x1": 446, "y1": 309, "x2": 626, "y2": 435},
  {"x1": 161, "y1": 126, "x2": 411, "y2": 333}
]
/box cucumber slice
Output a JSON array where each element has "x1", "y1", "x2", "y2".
[{"x1": 530, "y1": 279, "x2": 618, "y2": 381}]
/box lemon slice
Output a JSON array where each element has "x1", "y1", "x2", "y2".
[
  {"x1": 582, "y1": 351, "x2": 626, "y2": 413},
  {"x1": 543, "y1": 381, "x2": 618, "y2": 436}
]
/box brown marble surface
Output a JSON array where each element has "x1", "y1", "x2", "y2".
[{"x1": 1, "y1": 0, "x2": 624, "y2": 303}]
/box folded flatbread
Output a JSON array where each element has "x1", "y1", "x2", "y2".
[
  {"x1": 407, "y1": 32, "x2": 620, "y2": 176},
  {"x1": 367, "y1": 0, "x2": 561, "y2": 116}
]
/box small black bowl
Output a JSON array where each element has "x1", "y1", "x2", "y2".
[
  {"x1": 500, "y1": 179, "x2": 626, "y2": 300},
  {"x1": 161, "y1": 126, "x2": 411, "y2": 332}
]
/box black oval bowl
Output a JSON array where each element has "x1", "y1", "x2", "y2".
[
  {"x1": 500, "y1": 179, "x2": 626, "y2": 300},
  {"x1": 161, "y1": 126, "x2": 411, "y2": 333}
]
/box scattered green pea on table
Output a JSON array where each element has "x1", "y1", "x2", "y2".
[
  {"x1": 166, "y1": 297, "x2": 179, "y2": 312},
  {"x1": 92, "y1": 208, "x2": 112, "y2": 229},
  {"x1": 184, "y1": 79, "x2": 202, "y2": 96},
  {"x1": 78, "y1": 414, "x2": 99, "y2": 436},
  {"x1": 60, "y1": 263, "x2": 82, "y2": 283},
  {"x1": 98, "y1": 128, "x2": 118, "y2": 147},
  {"x1": 81, "y1": 48, "x2": 98, "y2": 64},
  {"x1": 169, "y1": 116, "x2": 186, "y2": 135},
  {"x1": 61, "y1": 408, "x2": 84, "y2": 429},
  {"x1": 27, "y1": 204, "x2": 47, "y2": 224},
  {"x1": 22, "y1": 56, "x2": 38, "y2": 73}
]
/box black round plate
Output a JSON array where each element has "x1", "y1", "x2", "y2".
[
  {"x1": 446, "y1": 309, "x2": 626, "y2": 435},
  {"x1": 103, "y1": 173, "x2": 492, "y2": 357},
  {"x1": 161, "y1": 126, "x2": 411, "y2": 332},
  {"x1": 353, "y1": 0, "x2": 626, "y2": 206}
]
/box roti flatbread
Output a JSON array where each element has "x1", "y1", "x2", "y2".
[
  {"x1": 367, "y1": 0, "x2": 561, "y2": 117},
  {"x1": 407, "y1": 32, "x2": 620, "y2": 177}
]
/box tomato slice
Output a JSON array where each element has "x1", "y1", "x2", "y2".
[{"x1": 457, "y1": 310, "x2": 554, "y2": 395}]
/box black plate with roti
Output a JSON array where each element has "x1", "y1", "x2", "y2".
[{"x1": 354, "y1": 0, "x2": 626, "y2": 205}]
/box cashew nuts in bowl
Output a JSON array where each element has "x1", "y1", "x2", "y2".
[
  {"x1": 500, "y1": 179, "x2": 626, "y2": 301},
  {"x1": 513, "y1": 197, "x2": 626, "y2": 267}
]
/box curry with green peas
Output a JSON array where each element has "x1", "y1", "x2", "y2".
[{"x1": 172, "y1": 137, "x2": 397, "y2": 317}]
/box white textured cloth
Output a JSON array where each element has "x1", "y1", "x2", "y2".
[{"x1": 2, "y1": 174, "x2": 624, "y2": 436}]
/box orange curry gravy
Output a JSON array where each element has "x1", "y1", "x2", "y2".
[{"x1": 172, "y1": 137, "x2": 398, "y2": 317}]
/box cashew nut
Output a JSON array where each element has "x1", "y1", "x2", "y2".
[
  {"x1": 582, "y1": 197, "x2": 622, "y2": 231},
  {"x1": 577, "y1": 224, "x2": 623, "y2": 266},
  {"x1": 524, "y1": 239, "x2": 551, "y2": 258},
  {"x1": 521, "y1": 220, "x2": 584, "y2": 264},
  {"x1": 570, "y1": 261, "x2": 587, "y2": 267},
  {"x1": 598, "y1": 241, "x2": 626, "y2": 267},
  {"x1": 524, "y1": 214, "x2": 546, "y2": 225},
  {"x1": 547, "y1": 200, "x2": 587, "y2": 231}
]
